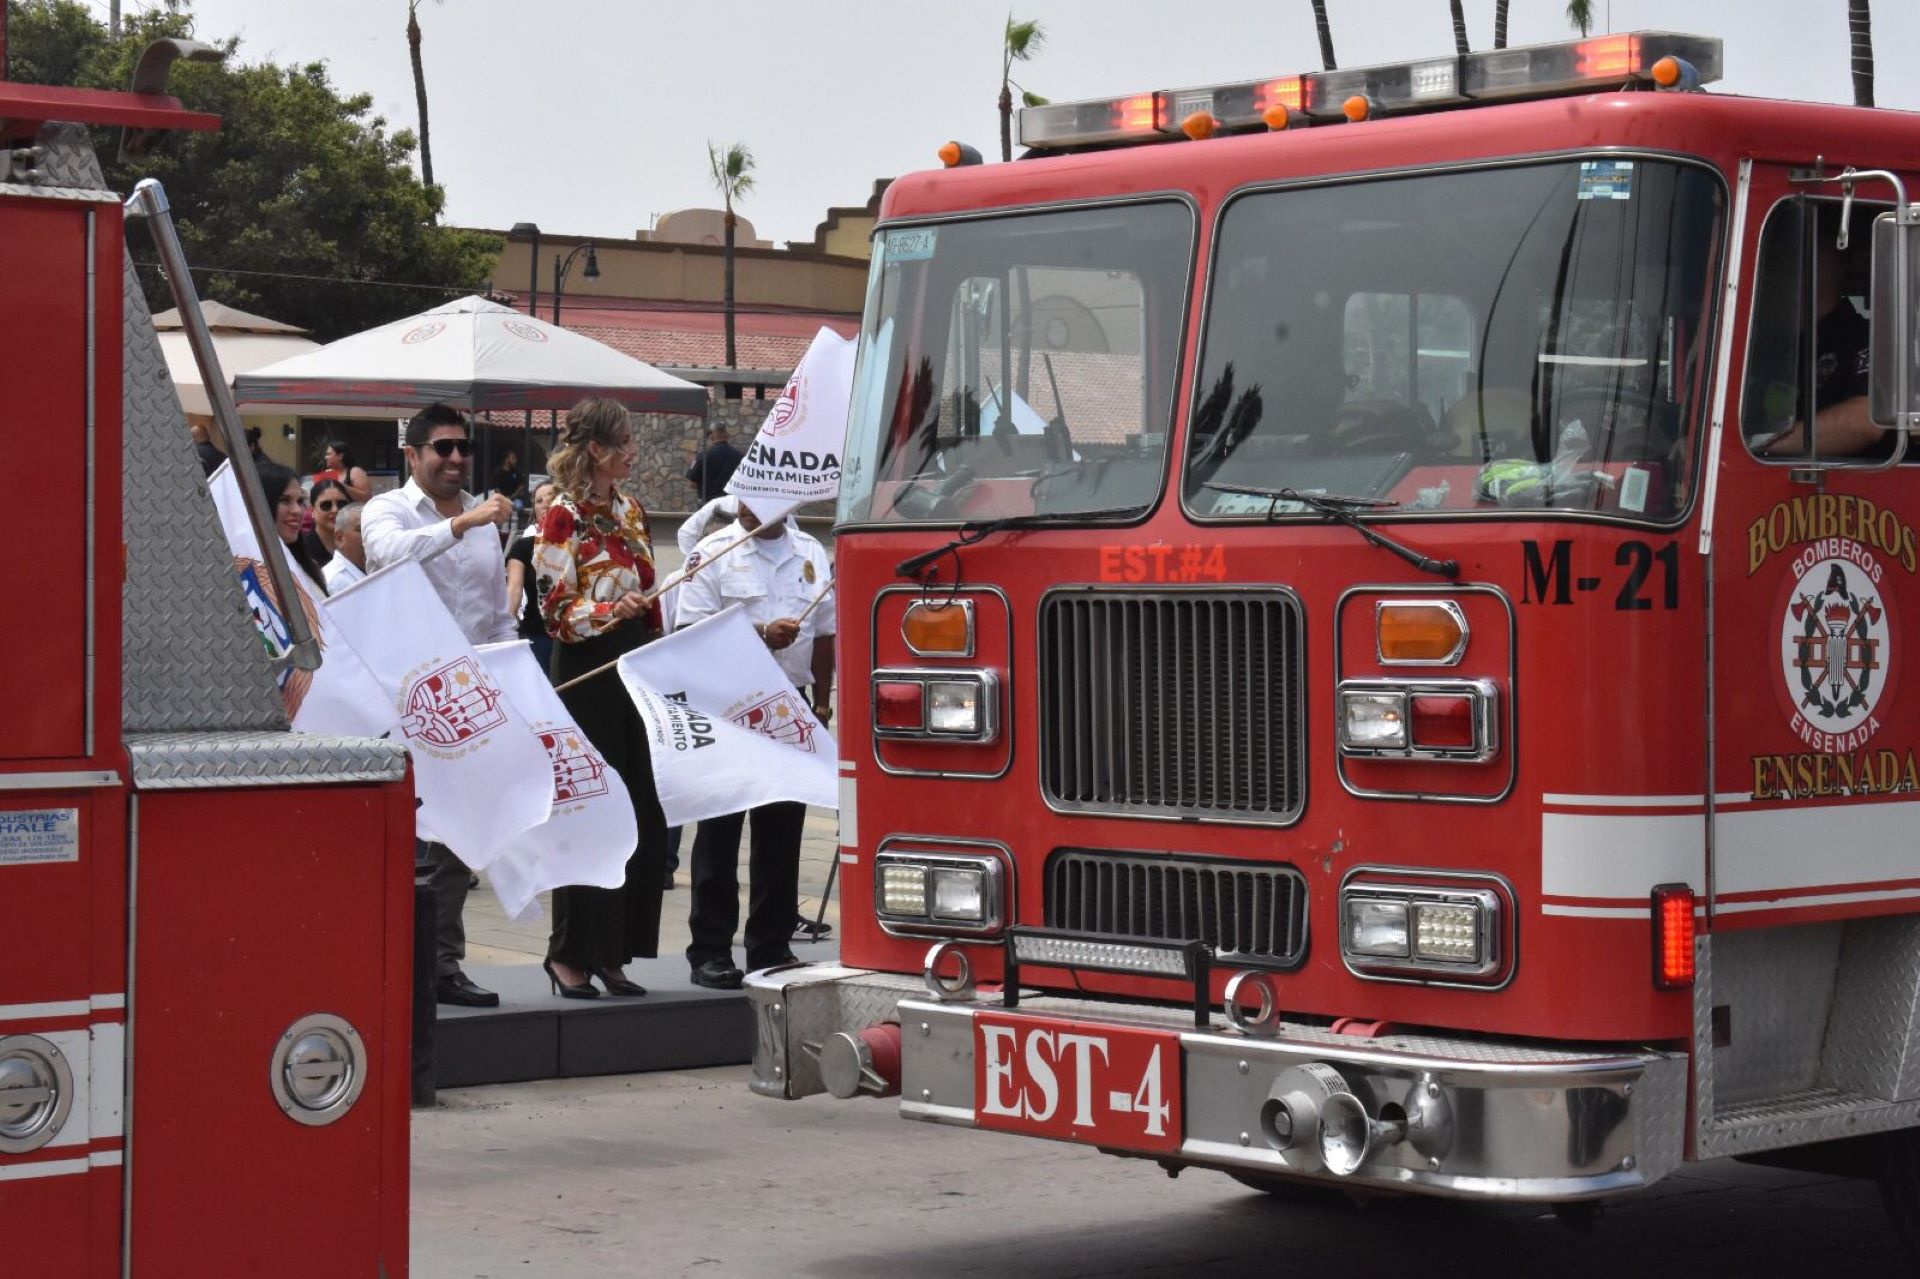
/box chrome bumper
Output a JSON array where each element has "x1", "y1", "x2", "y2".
[{"x1": 745, "y1": 964, "x2": 1688, "y2": 1201}]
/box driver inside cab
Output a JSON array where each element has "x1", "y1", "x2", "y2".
[{"x1": 1757, "y1": 237, "x2": 1880, "y2": 457}]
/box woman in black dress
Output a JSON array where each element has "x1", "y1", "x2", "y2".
[{"x1": 532, "y1": 398, "x2": 671, "y2": 998}]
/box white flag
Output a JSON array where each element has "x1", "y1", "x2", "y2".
[
  {"x1": 616, "y1": 607, "x2": 837, "y2": 828},
  {"x1": 206, "y1": 462, "x2": 392, "y2": 736},
  {"x1": 327, "y1": 562, "x2": 555, "y2": 867},
  {"x1": 725, "y1": 326, "x2": 856, "y2": 524},
  {"x1": 476, "y1": 641, "x2": 635, "y2": 921}
]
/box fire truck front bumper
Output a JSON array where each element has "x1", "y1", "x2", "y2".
[{"x1": 745, "y1": 964, "x2": 1688, "y2": 1202}]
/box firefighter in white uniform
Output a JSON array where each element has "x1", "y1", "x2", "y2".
[{"x1": 673, "y1": 502, "x2": 835, "y2": 988}]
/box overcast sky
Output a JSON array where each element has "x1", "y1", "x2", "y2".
[{"x1": 150, "y1": 1, "x2": 1920, "y2": 248}]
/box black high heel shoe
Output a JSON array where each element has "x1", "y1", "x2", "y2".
[
  {"x1": 544, "y1": 958, "x2": 599, "y2": 1000},
  {"x1": 593, "y1": 969, "x2": 648, "y2": 997}
]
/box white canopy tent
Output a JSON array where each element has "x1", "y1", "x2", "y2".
[
  {"x1": 232, "y1": 295, "x2": 708, "y2": 418},
  {"x1": 154, "y1": 300, "x2": 327, "y2": 417}
]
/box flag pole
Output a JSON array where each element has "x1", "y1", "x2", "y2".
[
  {"x1": 549, "y1": 525, "x2": 761, "y2": 695},
  {"x1": 794, "y1": 578, "x2": 834, "y2": 625}
]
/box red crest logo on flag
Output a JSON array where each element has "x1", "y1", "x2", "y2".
[
  {"x1": 539, "y1": 727, "x2": 610, "y2": 801},
  {"x1": 402, "y1": 657, "x2": 509, "y2": 747},
  {"x1": 732, "y1": 690, "x2": 819, "y2": 754}
]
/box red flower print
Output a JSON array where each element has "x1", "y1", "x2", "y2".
[{"x1": 543, "y1": 504, "x2": 576, "y2": 542}]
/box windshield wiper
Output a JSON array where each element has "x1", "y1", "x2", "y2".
[
  {"x1": 1203, "y1": 482, "x2": 1459, "y2": 579},
  {"x1": 895, "y1": 507, "x2": 1141, "y2": 580}
]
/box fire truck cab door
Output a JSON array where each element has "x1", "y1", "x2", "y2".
[{"x1": 1710, "y1": 178, "x2": 1920, "y2": 924}]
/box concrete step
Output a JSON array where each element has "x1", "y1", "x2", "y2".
[{"x1": 433, "y1": 950, "x2": 837, "y2": 1087}]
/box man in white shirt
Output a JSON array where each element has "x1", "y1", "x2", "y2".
[
  {"x1": 674, "y1": 501, "x2": 835, "y2": 989},
  {"x1": 321, "y1": 501, "x2": 368, "y2": 593},
  {"x1": 362, "y1": 403, "x2": 515, "y2": 1007}
]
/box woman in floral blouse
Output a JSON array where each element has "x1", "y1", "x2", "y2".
[{"x1": 533, "y1": 398, "x2": 672, "y2": 999}]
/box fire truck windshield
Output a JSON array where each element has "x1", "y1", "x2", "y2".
[
  {"x1": 1183, "y1": 158, "x2": 1724, "y2": 524},
  {"x1": 838, "y1": 200, "x2": 1192, "y2": 526}
]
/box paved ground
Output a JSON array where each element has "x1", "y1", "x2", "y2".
[{"x1": 412, "y1": 1066, "x2": 1908, "y2": 1278}]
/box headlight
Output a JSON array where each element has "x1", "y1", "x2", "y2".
[
  {"x1": 880, "y1": 863, "x2": 929, "y2": 915},
  {"x1": 873, "y1": 848, "x2": 1007, "y2": 935},
  {"x1": 930, "y1": 866, "x2": 986, "y2": 921},
  {"x1": 1339, "y1": 881, "x2": 1505, "y2": 982},
  {"x1": 928, "y1": 681, "x2": 984, "y2": 734},
  {"x1": 1338, "y1": 690, "x2": 1407, "y2": 751},
  {"x1": 1344, "y1": 897, "x2": 1411, "y2": 957}
]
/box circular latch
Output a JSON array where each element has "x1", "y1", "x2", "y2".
[
  {"x1": 0, "y1": 1035, "x2": 75, "y2": 1154},
  {"x1": 269, "y1": 1014, "x2": 367, "y2": 1127}
]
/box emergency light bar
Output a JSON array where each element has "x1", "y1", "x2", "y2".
[{"x1": 1016, "y1": 30, "x2": 1722, "y2": 150}]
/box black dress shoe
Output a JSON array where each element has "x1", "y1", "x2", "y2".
[
  {"x1": 593, "y1": 969, "x2": 649, "y2": 997},
  {"x1": 689, "y1": 959, "x2": 745, "y2": 990},
  {"x1": 435, "y1": 971, "x2": 500, "y2": 1007},
  {"x1": 543, "y1": 958, "x2": 599, "y2": 1000},
  {"x1": 794, "y1": 914, "x2": 832, "y2": 940}
]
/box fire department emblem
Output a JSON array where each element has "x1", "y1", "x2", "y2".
[
  {"x1": 1780, "y1": 557, "x2": 1890, "y2": 739},
  {"x1": 538, "y1": 726, "x2": 610, "y2": 801},
  {"x1": 402, "y1": 657, "x2": 509, "y2": 748},
  {"x1": 729, "y1": 690, "x2": 820, "y2": 754}
]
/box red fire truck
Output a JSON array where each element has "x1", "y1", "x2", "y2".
[
  {"x1": 0, "y1": 45, "x2": 414, "y2": 1275},
  {"x1": 748, "y1": 31, "x2": 1920, "y2": 1246}
]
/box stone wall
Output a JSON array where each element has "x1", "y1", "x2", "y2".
[{"x1": 625, "y1": 394, "x2": 835, "y2": 522}]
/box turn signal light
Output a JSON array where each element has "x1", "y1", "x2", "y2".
[
  {"x1": 875, "y1": 681, "x2": 924, "y2": 731},
  {"x1": 1377, "y1": 600, "x2": 1468, "y2": 664},
  {"x1": 1180, "y1": 111, "x2": 1218, "y2": 140},
  {"x1": 1343, "y1": 94, "x2": 1372, "y2": 122},
  {"x1": 1652, "y1": 885, "x2": 1696, "y2": 989},
  {"x1": 902, "y1": 600, "x2": 974, "y2": 656}
]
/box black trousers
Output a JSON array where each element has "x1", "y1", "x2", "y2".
[
  {"x1": 419, "y1": 839, "x2": 471, "y2": 978},
  {"x1": 686, "y1": 801, "x2": 805, "y2": 973},
  {"x1": 547, "y1": 624, "x2": 671, "y2": 969}
]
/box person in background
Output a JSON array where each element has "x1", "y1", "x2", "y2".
[
  {"x1": 685, "y1": 424, "x2": 743, "y2": 503},
  {"x1": 674, "y1": 501, "x2": 836, "y2": 989},
  {"x1": 324, "y1": 501, "x2": 368, "y2": 593},
  {"x1": 189, "y1": 418, "x2": 223, "y2": 476},
  {"x1": 504, "y1": 480, "x2": 558, "y2": 673},
  {"x1": 303, "y1": 478, "x2": 348, "y2": 571},
  {"x1": 323, "y1": 441, "x2": 372, "y2": 503},
  {"x1": 491, "y1": 446, "x2": 527, "y2": 511},
  {"x1": 257, "y1": 463, "x2": 328, "y2": 593},
  {"x1": 245, "y1": 424, "x2": 268, "y2": 469},
  {"x1": 362, "y1": 402, "x2": 517, "y2": 1009},
  {"x1": 533, "y1": 398, "x2": 673, "y2": 1000}
]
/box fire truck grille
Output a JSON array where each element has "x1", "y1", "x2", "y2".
[
  {"x1": 1044, "y1": 850, "x2": 1309, "y2": 968},
  {"x1": 1037, "y1": 590, "x2": 1305, "y2": 822}
]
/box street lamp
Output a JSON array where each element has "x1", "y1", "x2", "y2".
[
  {"x1": 509, "y1": 222, "x2": 541, "y2": 316},
  {"x1": 552, "y1": 242, "x2": 599, "y2": 327}
]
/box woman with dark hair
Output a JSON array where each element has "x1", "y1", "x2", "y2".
[
  {"x1": 302, "y1": 477, "x2": 349, "y2": 571},
  {"x1": 258, "y1": 464, "x2": 328, "y2": 592},
  {"x1": 531, "y1": 398, "x2": 670, "y2": 999},
  {"x1": 324, "y1": 441, "x2": 372, "y2": 503}
]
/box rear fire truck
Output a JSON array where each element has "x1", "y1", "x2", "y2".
[
  {"x1": 748, "y1": 32, "x2": 1920, "y2": 1245},
  {"x1": 0, "y1": 45, "x2": 414, "y2": 1275}
]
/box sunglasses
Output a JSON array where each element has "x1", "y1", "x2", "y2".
[
  {"x1": 315, "y1": 499, "x2": 346, "y2": 512},
  {"x1": 424, "y1": 437, "x2": 474, "y2": 459}
]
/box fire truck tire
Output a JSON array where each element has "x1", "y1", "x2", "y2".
[
  {"x1": 1224, "y1": 1170, "x2": 1352, "y2": 1207},
  {"x1": 1876, "y1": 1128, "x2": 1920, "y2": 1252}
]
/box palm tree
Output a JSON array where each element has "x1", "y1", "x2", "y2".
[
  {"x1": 1309, "y1": 0, "x2": 1337, "y2": 70},
  {"x1": 1566, "y1": 0, "x2": 1592, "y2": 37},
  {"x1": 999, "y1": 14, "x2": 1045, "y2": 162},
  {"x1": 1448, "y1": 0, "x2": 1470, "y2": 55},
  {"x1": 707, "y1": 141, "x2": 756, "y2": 370},
  {"x1": 1494, "y1": 1, "x2": 1509, "y2": 48},
  {"x1": 406, "y1": 0, "x2": 439, "y2": 192},
  {"x1": 1849, "y1": 0, "x2": 1874, "y2": 108}
]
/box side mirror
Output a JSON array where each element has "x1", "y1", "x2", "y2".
[{"x1": 1868, "y1": 209, "x2": 1919, "y2": 430}]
